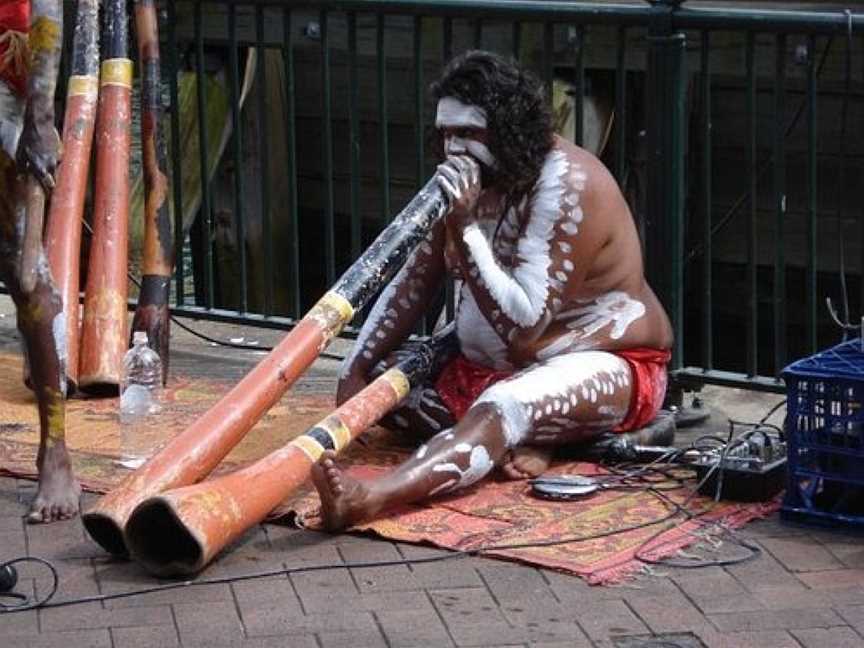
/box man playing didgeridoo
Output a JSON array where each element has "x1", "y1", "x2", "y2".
[{"x1": 312, "y1": 51, "x2": 673, "y2": 530}]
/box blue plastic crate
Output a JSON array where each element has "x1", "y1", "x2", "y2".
[{"x1": 781, "y1": 339, "x2": 864, "y2": 529}]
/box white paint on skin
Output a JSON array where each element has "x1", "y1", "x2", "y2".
[
  {"x1": 474, "y1": 351, "x2": 630, "y2": 446},
  {"x1": 435, "y1": 97, "x2": 487, "y2": 129},
  {"x1": 415, "y1": 444, "x2": 428, "y2": 459},
  {"x1": 51, "y1": 311, "x2": 68, "y2": 394},
  {"x1": 558, "y1": 291, "x2": 646, "y2": 340},
  {"x1": 455, "y1": 283, "x2": 512, "y2": 370},
  {"x1": 0, "y1": 83, "x2": 25, "y2": 157},
  {"x1": 429, "y1": 444, "x2": 494, "y2": 494},
  {"x1": 435, "y1": 97, "x2": 496, "y2": 167},
  {"x1": 460, "y1": 150, "x2": 569, "y2": 328}
]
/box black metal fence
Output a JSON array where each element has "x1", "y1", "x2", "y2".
[{"x1": 29, "y1": 1, "x2": 864, "y2": 391}]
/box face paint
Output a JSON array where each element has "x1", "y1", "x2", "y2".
[
  {"x1": 436, "y1": 97, "x2": 496, "y2": 167},
  {"x1": 436, "y1": 97, "x2": 487, "y2": 129}
]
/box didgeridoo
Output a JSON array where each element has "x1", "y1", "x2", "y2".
[
  {"x1": 125, "y1": 331, "x2": 457, "y2": 577},
  {"x1": 130, "y1": 0, "x2": 172, "y2": 385},
  {"x1": 43, "y1": 0, "x2": 99, "y2": 393},
  {"x1": 83, "y1": 178, "x2": 449, "y2": 556},
  {"x1": 78, "y1": 0, "x2": 132, "y2": 393}
]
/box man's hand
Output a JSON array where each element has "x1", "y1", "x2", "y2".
[
  {"x1": 16, "y1": 109, "x2": 61, "y2": 192},
  {"x1": 436, "y1": 155, "x2": 481, "y2": 227}
]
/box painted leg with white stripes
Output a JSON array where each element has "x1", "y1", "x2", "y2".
[{"x1": 312, "y1": 351, "x2": 633, "y2": 530}]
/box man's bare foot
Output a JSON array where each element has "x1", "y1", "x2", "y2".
[
  {"x1": 28, "y1": 441, "x2": 81, "y2": 523},
  {"x1": 310, "y1": 450, "x2": 379, "y2": 531},
  {"x1": 500, "y1": 445, "x2": 554, "y2": 480}
]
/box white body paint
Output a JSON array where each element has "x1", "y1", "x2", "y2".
[
  {"x1": 429, "y1": 443, "x2": 494, "y2": 495},
  {"x1": 460, "y1": 150, "x2": 569, "y2": 328},
  {"x1": 538, "y1": 292, "x2": 646, "y2": 360},
  {"x1": 475, "y1": 351, "x2": 630, "y2": 446},
  {"x1": 339, "y1": 235, "x2": 434, "y2": 379},
  {"x1": 0, "y1": 83, "x2": 24, "y2": 157},
  {"x1": 455, "y1": 282, "x2": 512, "y2": 370}
]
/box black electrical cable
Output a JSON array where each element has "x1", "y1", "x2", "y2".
[
  {"x1": 0, "y1": 459, "x2": 755, "y2": 614},
  {"x1": 0, "y1": 558, "x2": 58, "y2": 612},
  {"x1": 2, "y1": 401, "x2": 782, "y2": 612}
]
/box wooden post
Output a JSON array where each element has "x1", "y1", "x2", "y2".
[{"x1": 131, "y1": 0, "x2": 173, "y2": 385}]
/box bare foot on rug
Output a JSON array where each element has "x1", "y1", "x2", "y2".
[
  {"x1": 500, "y1": 445, "x2": 553, "y2": 480},
  {"x1": 28, "y1": 441, "x2": 81, "y2": 523},
  {"x1": 311, "y1": 450, "x2": 379, "y2": 531}
]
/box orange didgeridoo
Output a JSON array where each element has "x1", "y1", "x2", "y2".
[
  {"x1": 78, "y1": 0, "x2": 132, "y2": 393},
  {"x1": 43, "y1": 0, "x2": 99, "y2": 392}
]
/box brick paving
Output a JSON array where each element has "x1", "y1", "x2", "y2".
[{"x1": 1, "y1": 299, "x2": 864, "y2": 646}]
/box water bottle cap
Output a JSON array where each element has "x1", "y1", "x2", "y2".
[{"x1": 132, "y1": 331, "x2": 149, "y2": 345}]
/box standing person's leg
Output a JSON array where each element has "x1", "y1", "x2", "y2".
[
  {"x1": 312, "y1": 351, "x2": 632, "y2": 530},
  {"x1": 0, "y1": 157, "x2": 78, "y2": 522}
]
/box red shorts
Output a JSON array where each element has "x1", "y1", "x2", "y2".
[{"x1": 435, "y1": 348, "x2": 671, "y2": 432}]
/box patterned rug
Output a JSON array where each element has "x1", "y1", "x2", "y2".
[
  {"x1": 280, "y1": 431, "x2": 780, "y2": 584},
  {"x1": 0, "y1": 350, "x2": 779, "y2": 584}
]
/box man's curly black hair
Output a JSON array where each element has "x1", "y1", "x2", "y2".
[{"x1": 430, "y1": 50, "x2": 554, "y2": 196}]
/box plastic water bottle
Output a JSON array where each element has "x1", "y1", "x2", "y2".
[{"x1": 119, "y1": 331, "x2": 163, "y2": 468}]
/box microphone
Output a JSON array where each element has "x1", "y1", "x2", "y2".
[{"x1": 0, "y1": 563, "x2": 18, "y2": 593}]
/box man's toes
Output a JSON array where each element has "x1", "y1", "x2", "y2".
[
  {"x1": 501, "y1": 463, "x2": 526, "y2": 480},
  {"x1": 27, "y1": 504, "x2": 47, "y2": 524}
]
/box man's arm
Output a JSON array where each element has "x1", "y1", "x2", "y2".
[
  {"x1": 336, "y1": 218, "x2": 447, "y2": 404},
  {"x1": 451, "y1": 148, "x2": 602, "y2": 360}
]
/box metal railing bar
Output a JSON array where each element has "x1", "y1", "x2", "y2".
[
  {"x1": 166, "y1": 1, "x2": 186, "y2": 306},
  {"x1": 320, "y1": 9, "x2": 336, "y2": 286},
  {"x1": 349, "y1": 11, "x2": 361, "y2": 261},
  {"x1": 773, "y1": 33, "x2": 787, "y2": 374},
  {"x1": 614, "y1": 25, "x2": 626, "y2": 184},
  {"x1": 256, "y1": 5, "x2": 274, "y2": 315},
  {"x1": 573, "y1": 25, "x2": 585, "y2": 147},
  {"x1": 746, "y1": 31, "x2": 758, "y2": 377},
  {"x1": 806, "y1": 33, "x2": 817, "y2": 355},
  {"x1": 183, "y1": 1, "x2": 864, "y2": 35},
  {"x1": 228, "y1": 4, "x2": 247, "y2": 313},
  {"x1": 378, "y1": 13, "x2": 391, "y2": 221},
  {"x1": 194, "y1": 1, "x2": 214, "y2": 308},
  {"x1": 282, "y1": 8, "x2": 301, "y2": 317},
  {"x1": 700, "y1": 30, "x2": 712, "y2": 371},
  {"x1": 544, "y1": 22, "x2": 554, "y2": 104},
  {"x1": 674, "y1": 368, "x2": 785, "y2": 393},
  {"x1": 414, "y1": 15, "x2": 429, "y2": 335},
  {"x1": 512, "y1": 20, "x2": 521, "y2": 57}
]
